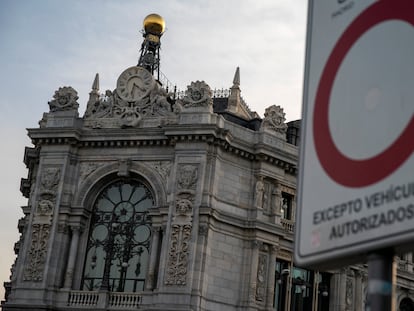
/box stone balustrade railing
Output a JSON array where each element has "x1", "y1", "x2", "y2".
[
  {"x1": 66, "y1": 290, "x2": 142, "y2": 309},
  {"x1": 280, "y1": 218, "x2": 294, "y2": 233}
]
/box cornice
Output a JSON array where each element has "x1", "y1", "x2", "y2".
[{"x1": 27, "y1": 124, "x2": 297, "y2": 174}]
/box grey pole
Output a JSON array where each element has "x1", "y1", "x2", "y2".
[{"x1": 366, "y1": 249, "x2": 394, "y2": 311}]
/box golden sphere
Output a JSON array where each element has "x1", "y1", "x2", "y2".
[{"x1": 143, "y1": 14, "x2": 165, "y2": 35}]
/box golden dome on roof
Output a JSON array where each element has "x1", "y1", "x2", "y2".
[{"x1": 143, "y1": 14, "x2": 165, "y2": 35}]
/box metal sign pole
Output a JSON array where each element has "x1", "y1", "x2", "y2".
[{"x1": 366, "y1": 249, "x2": 394, "y2": 311}]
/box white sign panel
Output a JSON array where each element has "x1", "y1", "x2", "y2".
[{"x1": 295, "y1": 0, "x2": 414, "y2": 268}]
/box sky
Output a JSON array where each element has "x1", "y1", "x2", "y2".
[{"x1": 0, "y1": 0, "x2": 307, "y2": 299}]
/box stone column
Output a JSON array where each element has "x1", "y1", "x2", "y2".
[
  {"x1": 330, "y1": 269, "x2": 347, "y2": 311},
  {"x1": 63, "y1": 226, "x2": 81, "y2": 289},
  {"x1": 265, "y1": 246, "x2": 277, "y2": 310},
  {"x1": 146, "y1": 227, "x2": 161, "y2": 290},
  {"x1": 249, "y1": 241, "x2": 260, "y2": 303},
  {"x1": 355, "y1": 270, "x2": 363, "y2": 311}
]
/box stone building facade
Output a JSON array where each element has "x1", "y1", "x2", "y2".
[{"x1": 3, "y1": 42, "x2": 414, "y2": 311}]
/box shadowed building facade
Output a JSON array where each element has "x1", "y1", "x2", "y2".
[{"x1": 3, "y1": 14, "x2": 414, "y2": 311}]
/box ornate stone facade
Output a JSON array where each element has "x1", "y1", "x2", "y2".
[{"x1": 5, "y1": 60, "x2": 414, "y2": 311}]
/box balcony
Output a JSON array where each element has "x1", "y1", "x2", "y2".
[
  {"x1": 280, "y1": 218, "x2": 294, "y2": 233},
  {"x1": 59, "y1": 290, "x2": 144, "y2": 309}
]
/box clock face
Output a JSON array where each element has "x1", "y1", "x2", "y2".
[{"x1": 116, "y1": 66, "x2": 154, "y2": 101}]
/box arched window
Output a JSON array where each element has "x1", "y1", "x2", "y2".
[{"x1": 82, "y1": 179, "x2": 154, "y2": 292}]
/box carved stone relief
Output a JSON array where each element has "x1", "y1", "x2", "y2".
[
  {"x1": 79, "y1": 162, "x2": 102, "y2": 184},
  {"x1": 40, "y1": 167, "x2": 60, "y2": 195},
  {"x1": 23, "y1": 224, "x2": 50, "y2": 281},
  {"x1": 254, "y1": 177, "x2": 283, "y2": 217},
  {"x1": 84, "y1": 67, "x2": 178, "y2": 128},
  {"x1": 256, "y1": 252, "x2": 268, "y2": 301},
  {"x1": 260, "y1": 105, "x2": 288, "y2": 136},
  {"x1": 177, "y1": 165, "x2": 198, "y2": 191},
  {"x1": 176, "y1": 81, "x2": 213, "y2": 110},
  {"x1": 24, "y1": 166, "x2": 61, "y2": 281},
  {"x1": 145, "y1": 161, "x2": 172, "y2": 181},
  {"x1": 165, "y1": 164, "x2": 198, "y2": 286},
  {"x1": 165, "y1": 224, "x2": 192, "y2": 286},
  {"x1": 345, "y1": 275, "x2": 354, "y2": 311},
  {"x1": 48, "y1": 86, "x2": 79, "y2": 112},
  {"x1": 254, "y1": 178, "x2": 264, "y2": 208}
]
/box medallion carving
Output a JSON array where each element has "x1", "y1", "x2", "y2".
[
  {"x1": 260, "y1": 105, "x2": 288, "y2": 135},
  {"x1": 177, "y1": 165, "x2": 198, "y2": 191},
  {"x1": 177, "y1": 81, "x2": 213, "y2": 109},
  {"x1": 40, "y1": 167, "x2": 60, "y2": 195},
  {"x1": 48, "y1": 86, "x2": 79, "y2": 112}
]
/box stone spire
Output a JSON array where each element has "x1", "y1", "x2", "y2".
[
  {"x1": 227, "y1": 67, "x2": 256, "y2": 120},
  {"x1": 227, "y1": 67, "x2": 241, "y2": 114},
  {"x1": 233, "y1": 66, "x2": 240, "y2": 86},
  {"x1": 88, "y1": 73, "x2": 100, "y2": 105},
  {"x1": 91, "y1": 73, "x2": 99, "y2": 93}
]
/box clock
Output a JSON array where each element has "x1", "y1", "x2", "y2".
[{"x1": 116, "y1": 66, "x2": 154, "y2": 101}]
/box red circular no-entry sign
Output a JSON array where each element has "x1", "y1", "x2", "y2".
[{"x1": 313, "y1": 0, "x2": 414, "y2": 188}]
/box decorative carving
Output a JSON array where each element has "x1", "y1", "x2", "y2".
[
  {"x1": 256, "y1": 253, "x2": 268, "y2": 301},
  {"x1": 165, "y1": 224, "x2": 192, "y2": 285},
  {"x1": 254, "y1": 178, "x2": 264, "y2": 208},
  {"x1": 25, "y1": 166, "x2": 60, "y2": 281},
  {"x1": 146, "y1": 161, "x2": 172, "y2": 181},
  {"x1": 177, "y1": 165, "x2": 198, "y2": 191},
  {"x1": 178, "y1": 81, "x2": 213, "y2": 108},
  {"x1": 272, "y1": 183, "x2": 282, "y2": 215},
  {"x1": 36, "y1": 199, "x2": 54, "y2": 215},
  {"x1": 48, "y1": 86, "x2": 79, "y2": 112},
  {"x1": 277, "y1": 249, "x2": 292, "y2": 261},
  {"x1": 79, "y1": 162, "x2": 102, "y2": 183},
  {"x1": 345, "y1": 276, "x2": 354, "y2": 310},
  {"x1": 118, "y1": 159, "x2": 131, "y2": 177},
  {"x1": 198, "y1": 224, "x2": 208, "y2": 236},
  {"x1": 260, "y1": 105, "x2": 288, "y2": 135},
  {"x1": 85, "y1": 90, "x2": 112, "y2": 118},
  {"x1": 40, "y1": 167, "x2": 61, "y2": 194},
  {"x1": 165, "y1": 164, "x2": 198, "y2": 286},
  {"x1": 176, "y1": 198, "x2": 193, "y2": 216},
  {"x1": 84, "y1": 67, "x2": 177, "y2": 128},
  {"x1": 24, "y1": 224, "x2": 50, "y2": 281},
  {"x1": 58, "y1": 223, "x2": 70, "y2": 234},
  {"x1": 113, "y1": 93, "x2": 143, "y2": 128},
  {"x1": 149, "y1": 83, "x2": 175, "y2": 116}
]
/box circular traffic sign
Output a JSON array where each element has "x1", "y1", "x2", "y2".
[{"x1": 313, "y1": 0, "x2": 414, "y2": 188}]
